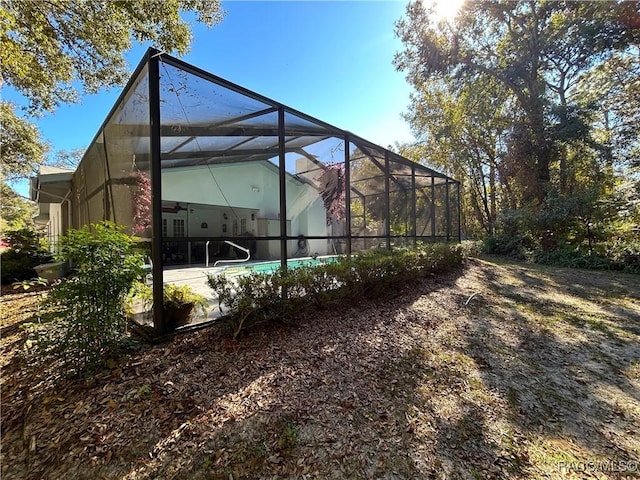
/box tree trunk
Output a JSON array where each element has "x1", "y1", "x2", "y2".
[
  {"x1": 558, "y1": 146, "x2": 568, "y2": 195},
  {"x1": 489, "y1": 160, "x2": 497, "y2": 235},
  {"x1": 527, "y1": 92, "x2": 552, "y2": 205},
  {"x1": 536, "y1": 142, "x2": 552, "y2": 203}
]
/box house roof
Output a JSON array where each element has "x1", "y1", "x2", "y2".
[
  {"x1": 30, "y1": 166, "x2": 73, "y2": 203},
  {"x1": 38, "y1": 165, "x2": 74, "y2": 175}
]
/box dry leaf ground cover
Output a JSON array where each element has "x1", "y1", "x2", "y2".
[{"x1": 1, "y1": 257, "x2": 639, "y2": 479}]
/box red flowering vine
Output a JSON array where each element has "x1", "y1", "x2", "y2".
[
  {"x1": 132, "y1": 170, "x2": 151, "y2": 234},
  {"x1": 316, "y1": 163, "x2": 346, "y2": 224}
]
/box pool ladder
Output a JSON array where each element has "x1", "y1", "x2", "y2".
[{"x1": 206, "y1": 240, "x2": 251, "y2": 268}]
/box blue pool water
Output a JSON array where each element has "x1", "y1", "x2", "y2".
[{"x1": 222, "y1": 256, "x2": 340, "y2": 276}]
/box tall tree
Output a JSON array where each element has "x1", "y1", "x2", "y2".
[
  {"x1": 395, "y1": 0, "x2": 640, "y2": 206},
  {"x1": 577, "y1": 50, "x2": 640, "y2": 172},
  {"x1": 399, "y1": 76, "x2": 511, "y2": 236},
  {"x1": 0, "y1": 102, "x2": 48, "y2": 180},
  {"x1": 0, "y1": 0, "x2": 224, "y2": 178},
  {"x1": 0, "y1": 182, "x2": 37, "y2": 232}
]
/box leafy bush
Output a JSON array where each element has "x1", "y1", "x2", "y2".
[
  {"x1": 2, "y1": 228, "x2": 47, "y2": 253},
  {"x1": 27, "y1": 222, "x2": 144, "y2": 375},
  {"x1": 460, "y1": 240, "x2": 483, "y2": 257},
  {"x1": 533, "y1": 248, "x2": 616, "y2": 270},
  {"x1": 1, "y1": 250, "x2": 44, "y2": 284},
  {"x1": 482, "y1": 189, "x2": 640, "y2": 273},
  {"x1": 530, "y1": 239, "x2": 640, "y2": 273},
  {"x1": 602, "y1": 239, "x2": 640, "y2": 273},
  {"x1": 0, "y1": 228, "x2": 52, "y2": 284},
  {"x1": 482, "y1": 234, "x2": 532, "y2": 257},
  {"x1": 208, "y1": 243, "x2": 464, "y2": 339}
]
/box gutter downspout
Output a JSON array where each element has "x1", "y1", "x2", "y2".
[{"x1": 31, "y1": 185, "x2": 73, "y2": 253}]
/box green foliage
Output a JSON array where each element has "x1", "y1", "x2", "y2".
[
  {"x1": 482, "y1": 234, "x2": 531, "y2": 258},
  {"x1": 484, "y1": 233, "x2": 640, "y2": 274},
  {"x1": 276, "y1": 419, "x2": 298, "y2": 455},
  {"x1": 163, "y1": 284, "x2": 208, "y2": 309},
  {"x1": 126, "y1": 281, "x2": 210, "y2": 329},
  {"x1": 459, "y1": 240, "x2": 483, "y2": 258},
  {"x1": 399, "y1": 76, "x2": 509, "y2": 237},
  {"x1": 125, "y1": 280, "x2": 153, "y2": 315},
  {"x1": 533, "y1": 249, "x2": 616, "y2": 271},
  {"x1": 1, "y1": 0, "x2": 225, "y2": 114},
  {"x1": 28, "y1": 222, "x2": 143, "y2": 375},
  {"x1": 12, "y1": 277, "x2": 49, "y2": 292},
  {"x1": 0, "y1": 103, "x2": 48, "y2": 179},
  {"x1": 480, "y1": 180, "x2": 640, "y2": 272},
  {"x1": 0, "y1": 250, "x2": 46, "y2": 284},
  {"x1": 0, "y1": 227, "x2": 52, "y2": 284},
  {"x1": 2, "y1": 227, "x2": 48, "y2": 253},
  {"x1": 163, "y1": 283, "x2": 209, "y2": 316},
  {"x1": 0, "y1": 182, "x2": 38, "y2": 231},
  {"x1": 601, "y1": 239, "x2": 640, "y2": 273},
  {"x1": 395, "y1": 0, "x2": 639, "y2": 256},
  {"x1": 208, "y1": 243, "x2": 464, "y2": 339},
  {"x1": 1, "y1": 0, "x2": 224, "y2": 179}
]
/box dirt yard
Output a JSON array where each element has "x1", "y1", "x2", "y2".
[{"x1": 1, "y1": 257, "x2": 639, "y2": 479}]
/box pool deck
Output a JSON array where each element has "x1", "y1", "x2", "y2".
[
  {"x1": 133, "y1": 256, "x2": 340, "y2": 329},
  {"x1": 161, "y1": 264, "x2": 226, "y2": 325},
  {"x1": 163, "y1": 264, "x2": 224, "y2": 302}
]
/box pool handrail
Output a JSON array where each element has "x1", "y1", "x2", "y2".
[{"x1": 206, "y1": 240, "x2": 251, "y2": 268}]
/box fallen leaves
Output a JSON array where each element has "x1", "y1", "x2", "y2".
[{"x1": 1, "y1": 259, "x2": 639, "y2": 479}]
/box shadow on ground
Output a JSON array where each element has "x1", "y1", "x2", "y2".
[
  {"x1": 457, "y1": 258, "x2": 640, "y2": 478},
  {"x1": 2, "y1": 270, "x2": 462, "y2": 479},
  {"x1": 2, "y1": 259, "x2": 639, "y2": 479}
]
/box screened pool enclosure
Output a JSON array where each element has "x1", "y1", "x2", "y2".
[{"x1": 47, "y1": 48, "x2": 460, "y2": 332}]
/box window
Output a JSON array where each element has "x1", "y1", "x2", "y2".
[
  {"x1": 173, "y1": 218, "x2": 185, "y2": 237},
  {"x1": 240, "y1": 218, "x2": 247, "y2": 234},
  {"x1": 232, "y1": 219, "x2": 238, "y2": 236},
  {"x1": 162, "y1": 218, "x2": 167, "y2": 237}
]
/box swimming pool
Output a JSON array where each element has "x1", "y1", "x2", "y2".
[{"x1": 222, "y1": 255, "x2": 340, "y2": 276}]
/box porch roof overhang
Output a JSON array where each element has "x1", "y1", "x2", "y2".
[{"x1": 30, "y1": 167, "x2": 74, "y2": 204}]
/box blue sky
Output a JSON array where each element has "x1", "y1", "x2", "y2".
[{"x1": 10, "y1": 1, "x2": 416, "y2": 194}]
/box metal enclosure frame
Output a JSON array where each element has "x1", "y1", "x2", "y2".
[{"x1": 62, "y1": 48, "x2": 460, "y2": 333}]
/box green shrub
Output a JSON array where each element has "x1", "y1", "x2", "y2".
[
  {"x1": 2, "y1": 228, "x2": 48, "y2": 254},
  {"x1": 208, "y1": 243, "x2": 464, "y2": 339},
  {"x1": 519, "y1": 239, "x2": 640, "y2": 273},
  {"x1": 460, "y1": 240, "x2": 483, "y2": 258},
  {"x1": 27, "y1": 222, "x2": 144, "y2": 375},
  {"x1": 482, "y1": 234, "x2": 532, "y2": 257},
  {"x1": 603, "y1": 239, "x2": 640, "y2": 273},
  {"x1": 1, "y1": 250, "x2": 44, "y2": 283},
  {"x1": 533, "y1": 248, "x2": 617, "y2": 270},
  {"x1": 0, "y1": 228, "x2": 52, "y2": 284},
  {"x1": 208, "y1": 271, "x2": 276, "y2": 338}
]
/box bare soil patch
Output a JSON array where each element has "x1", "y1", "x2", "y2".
[{"x1": 1, "y1": 257, "x2": 639, "y2": 479}]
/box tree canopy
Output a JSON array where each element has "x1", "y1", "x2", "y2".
[
  {"x1": 0, "y1": 0, "x2": 224, "y2": 181},
  {"x1": 396, "y1": 0, "x2": 639, "y2": 203},
  {"x1": 1, "y1": 0, "x2": 223, "y2": 114},
  {"x1": 395, "y1": 0, "x2": 640, "y2": 261},
  {"x1": 0, "y1": 102, "x2": 48, "y2": 180}
]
